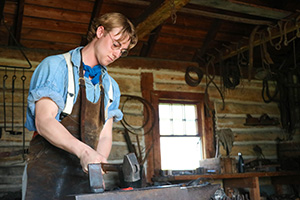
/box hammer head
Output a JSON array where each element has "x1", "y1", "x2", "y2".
[
  {"x1": 122, "y1": 153, "x2": 140, "y2": 182},
  {"x1": 88, "y1": 163, "x2": 105, "y2": 193}
]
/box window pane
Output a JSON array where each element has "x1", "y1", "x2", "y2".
[
  {"x1": 159, "y1": 119, "x2": 172, "y2": 135},
  {"x1": 173, "y1": 118, "x2": 184, "y2": 135},
  {"x1": 172, "y1": 104, "x2": 183, "y2": 120},
  {"x1": 159, "y1": 104, "x2": 171, "y2": 119},
  {"x1": 185, "y1": 105, "x2": 196, "y2": 120},
  {"x1": 186, "y1": 120, "x2": 197, "y2": 135},
  {"x1": 160, "y1": 137, "x2": 202, "y2": 170}
]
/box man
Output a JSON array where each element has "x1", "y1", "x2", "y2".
[{"x1": 23, "y1": 12, "x2": 137, "y2": 199}]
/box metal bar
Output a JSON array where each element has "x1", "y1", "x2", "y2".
[{"x1": 65, "y1": 184, "x2": 220, "y2": 200}]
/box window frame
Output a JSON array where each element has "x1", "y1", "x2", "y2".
[{"x1": 148, "y1": 90, "x2": 215, "y2": 177}]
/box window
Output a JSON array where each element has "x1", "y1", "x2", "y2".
[
  {"x1": 145, "y1": 91, "x2": 214, "y2": 178},
  {"x1": 159, "y1": 103, "x2": 202, "y2": 170}
]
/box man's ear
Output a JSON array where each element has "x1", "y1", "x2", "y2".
[{"x1": 96, "y1": 26, "x2": 105, "y2": 38}]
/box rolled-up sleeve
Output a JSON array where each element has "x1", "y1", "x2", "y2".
[
  {"x1": 25, "y1": 55, "x2": 68, "y2": 131},
  {"x1": 105, "y1": 76, "x2": 123, "y2": 122}
]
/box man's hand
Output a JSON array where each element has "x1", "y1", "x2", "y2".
[{"x1": 78, "y1": 145, "x2": 107, "y2": 173}]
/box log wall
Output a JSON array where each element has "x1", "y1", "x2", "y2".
[{"x1": 0, "y1": 47, "x2": 299, "y2": 190}]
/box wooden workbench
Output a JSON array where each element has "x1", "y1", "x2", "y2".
[{"x1": 152, "y1": 171, "x2": 300, "y2": 199}]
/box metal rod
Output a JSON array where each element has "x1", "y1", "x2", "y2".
[{"x1": 0, "y1": 16, "x2": 32, "y2": 70}]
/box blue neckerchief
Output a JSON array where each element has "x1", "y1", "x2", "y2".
[{"x1": 82, "y1": 62, "x2": 102, "y2": 85}]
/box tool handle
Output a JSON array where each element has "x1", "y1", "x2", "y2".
[{"x1": 101, "y1": 163, "x2": 121, "y2": 172}]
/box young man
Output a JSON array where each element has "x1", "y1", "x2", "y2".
[{"x1": 23, "y1": 12, "x2": 137, "y2": 199}]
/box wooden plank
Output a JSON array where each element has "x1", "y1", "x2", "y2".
[
  {"x1": 249, "y1": 177, "x2": 260, "y2": 200},
  {"x1": 219, "y1": 143, "x2": 277, "y2": 157},
  {"x1": 194, "y1": 19, "x2": 222, "y2": 59},
  {"x1": 141, "y1": 72, "x2": 155, "y2": 182},
  {"x1": 215, "y1": 101, "x2": 280, "y2": 115},
  {"x1": 23, "y1": 4, "x2": 91, "y2": 23},
  {"x1": 179, "y1": 7, "x2": 272, "y2": 25},
  {"x1": 25, "y1": 0, "x2": 94, "y2": 12},
  {"x1": 139, "y1": 25, "x2": 162, "y2": 57},
  {"x1": 20, "y1": 39, "x2": 76, "y2": 52},
  {"x1": 136, "y1": 0, "x2": 190, "y2": 39},
  {"x1": 151, "y1": 43, "x2": 196, "y2": 61},
  {"x1": 217, "y1": 117, "x2": 281, "y2": 129},
  {"x1": 3, "y1": 1, "x2": 17, "y2": 14},
  {"x1": 234, "y1": 132, "x2": 283, "y2": 142},
  {"x1": 22, "y1": 16, "x2": 89, "y2": 34},
  {"x1": 190, "y1": 0, "x2": 291, "y2": 20},
  {"x1": 224, "y1": 177, "x2": 258, "y2": 188},
  {"x1": 161, "y1": 25, "x2": 207, "y2": 39},
  {"x1": 157, "y1": 34, "x2": 203, "y2": 48},
  {"x1": 158, "y1": 171, "x2": 300, "y2": 181},
  {"x1": 218, "y1": 19, "x2": 300, "y2": 62}
]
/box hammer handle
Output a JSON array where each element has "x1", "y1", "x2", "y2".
[{"x1": 101, "y1": 163, "x2": 121, "y2": 173}]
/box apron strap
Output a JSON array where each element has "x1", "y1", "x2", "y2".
[{"x1": 79, "y1": 63, "x2": 86, "y2": 142}]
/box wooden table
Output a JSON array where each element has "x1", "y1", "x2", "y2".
[{"x1": 152, "y1": 171, "x2": 300, "y2": 199}]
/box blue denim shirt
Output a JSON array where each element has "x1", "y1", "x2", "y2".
[{"x1": 25, "y1": 47, "x2": 123, "y2": 131}]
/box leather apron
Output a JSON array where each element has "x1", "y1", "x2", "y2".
[{"x1": 25, "y1": 64, "x2": 105, "y2": 200}]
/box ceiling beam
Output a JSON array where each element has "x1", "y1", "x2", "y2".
[
  {"x1": 81, "y1": 0, "x2": 103, "y2": 45},
  {"x1": 0, "y1": 0, "x2": 5, "y2": 22},
  {"x1": 113, "y1": 0, "x2": 274, "y2": 26},
  {"x1": 189, "y1": 0, "x2": 292, "y2": 20},
  {"x1": 14, "y1": 0, "x2": 25, "y2": 44},
  {"x1": 215, "y1": 19, "x2": 300, "y2": 62},
  {"x1": 139, "y1": 25, "x2": 162, "y2": 57},
  {"x1": 180, "y1": 7, "x2": 272, "y2": 25},
  {"x1": 193, "y1": 19, "x2": 222, "y2": 61},
  {"x1": 135, "y1": 0, "x2": 190, "y2": 39}
]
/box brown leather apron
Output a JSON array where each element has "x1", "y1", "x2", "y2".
[{"x1": 25, "y1": 64, "x2": 105, "y2": 200}]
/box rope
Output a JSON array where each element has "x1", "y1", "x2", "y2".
[
  {"x1": 267, "y1": 21, "x2": 283, "y2": 50},
  {"x1": 185, "y1": 65, "x2": 203, "y2": 87},
  {"x1": 204, "y1": 56, "x2": 225, "y2": 112},
  {"x1": 222, "y1": 59, "x2": 240, "y2": 89}
]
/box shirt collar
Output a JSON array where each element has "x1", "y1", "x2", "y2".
[{"x1": 69, "y1": 46, "x2": 107, "y2": 74}]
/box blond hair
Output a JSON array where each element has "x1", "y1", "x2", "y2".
[{"x1": 87, "y1": 12, "x2": 138, "y2": 49}]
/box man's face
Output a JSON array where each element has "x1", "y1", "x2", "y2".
[{"x1": 94, "y1": 27, "x2": 131, "y2": 66}]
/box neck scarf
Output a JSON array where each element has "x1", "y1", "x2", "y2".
[{"x1": 82, "y1": 62, "x2": 102, "y2": 85}]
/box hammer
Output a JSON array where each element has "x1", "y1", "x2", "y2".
[{"x1": 88, "y1": 153, "x2": 140, "y2": 193}]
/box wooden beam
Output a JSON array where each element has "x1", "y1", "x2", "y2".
[
  {"x1": 180, "y1": 7, "x2": 272, "y2": 25},
  {"x1": 217, "y1": 18, "x2": 300, "y2": 62},
  {"x1": 193, "y1": 19, "x2": 221, "y2": 61},
  {"x1": 189, "y1": 0, "x2": 291, "y2": 20},
  {"x1": 135, "y1": 0, "x2": 190, "y2": 39},
  {"x1": 113, "y1": 0, "x2": 273, "y2": 27},
  {"x1": 11, "y1": 0, "x2": 25, "y2": 44},
  {"x1": 81, "y1": 0, "x2": 103, "y2": 45},
  {"x1": 139, "y1": 25, "x2": 162, "y2": 57},
  {"x1": 0, "y1": 0, "x2": 5, "y2": 22}
]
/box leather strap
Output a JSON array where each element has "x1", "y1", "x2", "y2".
[{"x1": 79, "y1": 63, "x2": 86, "y2": 142}]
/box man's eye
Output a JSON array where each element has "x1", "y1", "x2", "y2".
[{"x1": 113, "y1": 42, "x2": 121, "y2": 48}]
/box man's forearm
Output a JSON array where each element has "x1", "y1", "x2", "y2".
[
  {"x1": 96, "y1": 118, "x2": 113, "y2": 161},
  {"x1": 35, "y1": 98, "x2": 89, "y2": 159}
]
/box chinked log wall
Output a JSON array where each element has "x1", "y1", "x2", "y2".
[{"x1": 0, "y1": 47, "x2": 299, "y2": 190}]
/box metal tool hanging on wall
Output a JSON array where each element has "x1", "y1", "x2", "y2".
[
  {"x1": 2, "y1": 69, "x2": 22, "y2": 135},
  {"x1": 0, "y1": 15, "x2": 32, "y2": 161}
]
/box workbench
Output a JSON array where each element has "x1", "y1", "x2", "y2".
[{"x1": 152, "y1": 171, "x2": 300, "y2": 199}]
